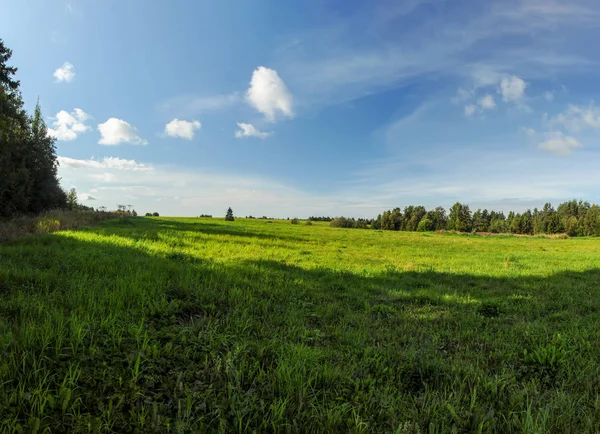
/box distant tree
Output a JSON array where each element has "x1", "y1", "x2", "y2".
[
  {"x1": 583, "y1": 205, "x2": 600, "y2": 236},
  {"x1": 66, "y1": 188, "x2": 78, "y2": 210},
  {"x1": 417, "y1": 216, "x2": 434, "y2": 232},
  {"x1": 145, "y1": 212, "x2": 152, "y2": 217},
  {"x1": 291, "y1": 218, "x2": 299, "y2": 224},
  {"x1": 225, "y1": 207, "x2": 234, "y2": 221},
  {"x1": 132, "y1": 209, "x2": 138, "y2": 217},
  {"x1": 152, "y1": 212, "x2": 159, "y2": 217},
  {"x1": 330, "y1": 216, "x2": 356, "y2": 228},
  {"x1": 448, "y1": 202, "x2": 472, "y2": 232}
]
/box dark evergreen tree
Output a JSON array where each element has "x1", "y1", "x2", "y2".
[
  {"x1": 0, "y1": 39, "x2": 66, "y2": 217},
  {"x1": 225, "y1": 207, "x2": 235, "y2": 221}
]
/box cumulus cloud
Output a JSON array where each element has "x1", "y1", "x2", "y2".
[
  {"x1": 552, "y1": 104, "x2": 600, "y2": 131},
  {"x1": 98, "y1": 118, "x2": 147, "y2": 145},
  {"x1": 544, "y1": 91, "x2": 555, "y2": 102},
  {"x1": 522, "y1": 127, "x2": 536, "y2": 137},
  {"x1": 538, "y1": 132, "x2": 582, "y2": 156},
  {"x1": 235, "y1": 122, "x2": 272, "y2": 139},
  {"x1": 80, "y1": 193, "x2": 97, "y2": 201},
  {"x1": 479, "y1": 94, "x2": 496, "y2": 110},
  {"x1": 58, "y1": 156, "x2": 152, "y2": 171},
  {"x1": 246, "y1": 66, "x2": 294, "y2": 121},
  {"x1": 53, "y1": 62, "x2": 75, "y2": 83},
  {"x1": 164, "y1": 119, "x2": 201, "y2": 140},
  {"x1": 499, "y1": 76, "x2": 527, "y2": 102},
  {"x1": 47, "y1": 108, "x2": 90, "y2": 141}
]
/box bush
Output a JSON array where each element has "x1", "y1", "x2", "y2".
[
  {"x1": 36, "y1": 218, "x2": 60, "y2": 234},
  {"x1": 306, "y1": 220, "x2": 313, "y2": 226},
  {"x1": 152, "y1": 212, "x2": 160, "y2": 217},
  {"x1": 417, "y1": 217, "x2": 434, "y2": 232},
  {"x1": 291, "y1": 218, "x2": 299, "y2": 224},
  {"x1": 145, "y1": 213, "x2": 152, "y2": 217},
  {"x1": 330, "y1": 217, "x2": 356, "y2": 228}
]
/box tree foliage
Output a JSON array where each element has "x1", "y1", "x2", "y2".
[
  {"x1": 0, "y1": 39, "x2": 66, "y2": 218},
  {"x1": 372, "y1": 200, "x2": 600, "y2": 237},
  {"x1": 225, "y1": 207, "x2": 234, "y2": 221}
]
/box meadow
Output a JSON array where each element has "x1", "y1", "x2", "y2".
[{"x1": 1, "y1": 217, "x2": 600, "y2": 433}]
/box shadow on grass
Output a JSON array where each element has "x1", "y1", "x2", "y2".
[
  {"x1": 1, "y1": 223, "x2": 600, "y2": 432},
  {"x1": 142, "y1": 217, "x2": 307, "y2": 243}
]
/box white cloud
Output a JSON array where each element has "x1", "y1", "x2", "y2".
[
  {"x1": 538, "y1": 132, "x2": 582, "y2": 156},
  {"x1": 164, "y1": 119, "x2": 201, "y2": 140},
  {"x1": 479, "y1": 94, "x2": 496, "y2": 110},
  {"x1": 544, "y1": 91, "x2": 555, "y2": 102},
  {"x1": 246, "y1": 66, "x2": 294, "y2": 121},
  {"x1": 464, "y1": 104, "x2": 477, "y2": 117},
  {"x1": 235, "y1": 123, "x2": 272, "y2": 139},
  {"x1": 90, "y1": 172, "x2": 117, "y2": 183},
  {"x1": 80, "y1": 193, "x2": 97, "y2": 201},
  {"x1": 57, "y1": 156, "x2": 152, "y2": 171},
  {"x1": 522, "y1": 127, "x2": 536, "y2": 137},
  {"x1": 552, "y1": 104, "x2": 600, "y2": 131},
  {"x1": 499, "y1": 75, "x2": 527, "y2": 102},
  {"x1": 98, "y1": 118, "x2": 147, "y2": 146},
  {"x1": 53, "y1": 62, "x2": 75, "y2": 83},
  {"x1": 47, "y1": 108, "x2": 90, "y2": 141}
]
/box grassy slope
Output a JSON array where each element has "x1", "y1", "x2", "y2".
[{"x1": 1, "y1": 217, "x2": 600, "y2": 432}]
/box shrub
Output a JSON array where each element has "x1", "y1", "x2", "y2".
[
  {"x1": 417, "y1": 217, "x2": 434, "y2": 232},
  {"x1": 306, "y1": 220, "x2": 313, "y2": 226},
  {"x1": 36, "y1": 218, "x2": 60, "y2": 234},
  {"x1": 330, "y1": 217, "x2": 356, "y2": 228},
  {"x1": 145, "y1": 213, "x2": 152, "y2": 217},
  {"x1": 152, "y1": 212, "x2": 160, "y2": 217},
  {"x1": 291, "y1": 218, "x2": 299, "y2": 224}
]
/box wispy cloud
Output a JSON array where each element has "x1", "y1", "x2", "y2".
[
  {"x1": 158, "y1": 92, "x2": 241, "y2": 117},
  {"x1": 235, "y1": 122, "x2": 272, "y2": 139},
  {"x1": 537, "y1": 132, "x2": 582, "y2": 156},
  {"x1": 278, "y1": 0, "x2": 596, "y2": 107},
  {"x1": 58, "y1": 156, "x2": 153, "y2": 171}
]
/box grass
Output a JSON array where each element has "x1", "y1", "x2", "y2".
[{"x1": 1, "y1": 217, "x2": 600, "y2": 432}]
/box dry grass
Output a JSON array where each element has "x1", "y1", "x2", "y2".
[{"x1": 0, "y1": 210, "x2": 122, "y2": 241}]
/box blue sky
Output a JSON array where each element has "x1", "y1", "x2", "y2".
[{"x1": 2, "y1": 0, "x2": 600, "y2": 217}]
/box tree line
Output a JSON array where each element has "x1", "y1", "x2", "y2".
[
  {"x1": 0, "y1": 39, "x2": 67, "y2": 218},
  {"x1": 359, "y1": 200, "x2": 600, "y2": 236}
]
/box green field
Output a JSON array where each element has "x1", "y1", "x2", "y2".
[{"x1": 1, "y1": 217, "x2": 600, "y2": 432}]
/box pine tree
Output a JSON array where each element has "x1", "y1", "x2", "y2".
[
  {"x1": 225, "y1": 207, "x2": 234, "y2": 221},
  {"x1": 0, "y1": 39, "x2": 66, "y2": 217},
  {"x1": 28, "y1": 100, "x2": 66, "y2": 213},
  {"x1": 0, "y1": 39, "x2": 32, "y2": 217}
]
